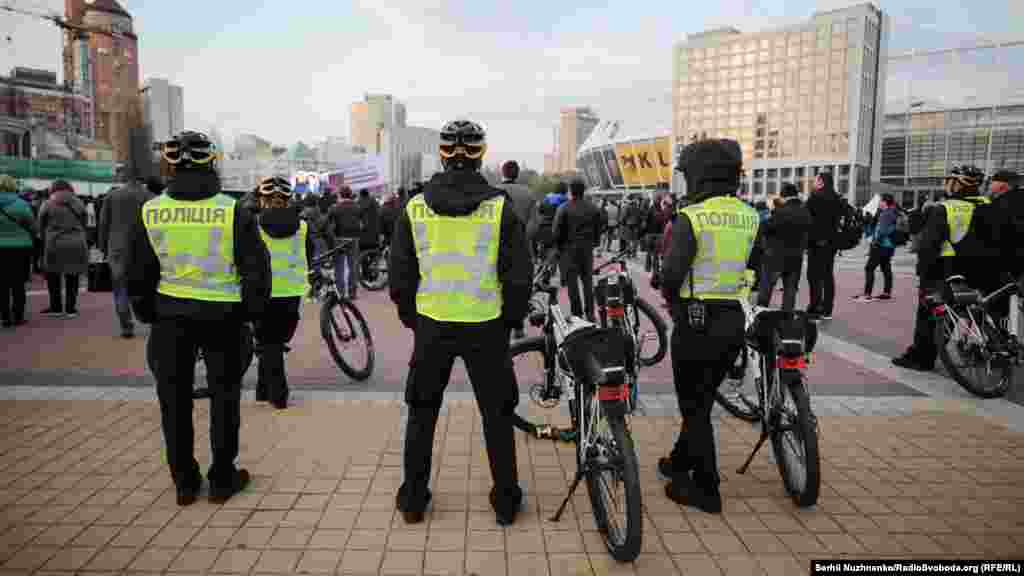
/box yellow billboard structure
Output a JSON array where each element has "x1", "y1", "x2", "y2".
[{"x1": 613, "y1": 137, "x2": 673, "y2": 187}]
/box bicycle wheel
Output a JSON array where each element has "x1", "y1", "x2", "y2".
[
  {"x1": 714, "y1": 348, "x2": 761, "y2": 423},
  {"x1": 770, "y1": 370, "x2": 820, "y2": 507},
  {"x1": 935, "y1": 313, "x2": 1013, "y2": 398},
  {"x1": 358, "y1": 249, "x2": 389, "y2": 291},
  {"x1": 508, "y1": 336, "x2": 576, "y2": 442},
  {"x1": 321, "y1": 295, "x2": 375, "y2": 381},
  {"x1": 584, "y1": 404, "x2": 643, "y2": 562},
  {"x1": 631, "y1": 298, "x2": 668, "y2": 367}
]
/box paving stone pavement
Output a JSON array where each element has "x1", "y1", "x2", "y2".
[{"x1": 1, "y1": 397, "x2": 1023, "y2": 575}]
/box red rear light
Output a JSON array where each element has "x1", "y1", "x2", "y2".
[
  {"x1": 931, "y1": 305, "x2": 946, "y2": 316},
  {"x1": 598, "y1": 384, "x2": 629, "y2": 401},
  {"x1": 607, "y1": 306, "x2": 625, "y2": 318},
  {"x1": 776, "y1": 357, "x2": 807, "y2": 370}
]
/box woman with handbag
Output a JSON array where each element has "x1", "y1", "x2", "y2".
[
  {"x1": 0, "y1": 175, "x2": 36, "y2": 327},
  {"x1": 37, "y1": 180, "x2": 89, "y2": 318}
]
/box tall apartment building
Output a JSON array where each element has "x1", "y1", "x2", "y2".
[
  {"x1": 558, "y1": 107, "x2": 600, "y2": 173},
  {"x1": 672, "y1": 3, "x2": 889, "y2": 205},
  {"x1": 350, "y1": 94, "x2": 407, "y2": 153},
  {"x1": 142, "y1": 78, "x2": 183, "y2": 145},
  {"x1": 64, "y1": 0, "x2": 141, "y2": 162}
]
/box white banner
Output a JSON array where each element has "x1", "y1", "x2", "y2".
[{"x1": 332, "y1": 154, "x2": 387, "y2": 190}]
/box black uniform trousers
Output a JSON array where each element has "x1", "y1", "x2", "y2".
[
  {"x1": 398, "y1": 316, "x2": 521, "y2": 514},
  {"x1": 561, "y1": 246, "x2": 595, "y2": 321},
  {"x1": 806, "y1": 244, "x2": 837, "y2": 315},
  {"x1": 254, "y1": 297, "x2": 301, "y2": 405},
  {"x1": 670, "y1": 301, "x2": 746, "y2": 485},
  {"x1": 147, "y1": 316, "x2": 246, "y2": 488},
  {"x1": 758, "y1": 260, "x2": 802, "y2": 312}
]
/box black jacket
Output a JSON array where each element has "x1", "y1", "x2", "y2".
[
  {"x1": 124, "y1": 171, "x2": 272, "y2": 324},
  {"x1": 259, "y1": 205, "x2": 316, "y2": 271},
  {"x1": 501, "y1": 181, "x2": 536, "y2": 229},
  {"x1": 358, "y1": 196, "x2": 379, "y2": 248},
  {"x1": 661, "y1": 190, "x2": 760, "y2": 320},
  {"x1": 553, "y1": 197, "x2": 605, "y2": 252},
  {"x1": 330, "y1": 199, "x2": 362, "y2": 238},
  {"x1": 805, "y1": 189, "x2": 844, "y2": 247},
  {"x1": 990, "y1": 191, "x2": 1024, "y2": 278},
  {"x1": 914, "y1": 197, "x2": 993, "y2": 285},
  {"x1": 378, "y1": 198, "x2": 401, "y2": 246},
  {"x1": 759, "y1": 198, "x2": 812, "y2": 270},
  {"x1": 389, "y1": 170, "x2": 533, "y2": 330}
]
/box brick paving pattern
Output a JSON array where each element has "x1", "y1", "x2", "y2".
[{"x1": 0, "y1": 398, "x2": 1022, "y2": 575}]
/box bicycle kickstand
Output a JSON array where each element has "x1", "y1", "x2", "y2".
[
  {"x1": 737, "y1": 429, "x2": 770, "y2": 475},
  {"x1": 549, "y1": 468, "x2": 586, "y2": 523}
]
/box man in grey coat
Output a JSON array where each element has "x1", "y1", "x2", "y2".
[
  {"x1": 499, "y1": 160, "x2": 535, "y2": 339},
  {"x1": 99, "y1": 180, "x2": 154, "y2": 337}
]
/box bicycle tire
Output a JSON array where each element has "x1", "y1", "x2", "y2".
[
  {"x1": 632, "y1": 298, "x2": 668, "y2": 367},
  {"x1": 321, "y1": 295, "x2": 375, "y2": 381},
  {"x1": 508, "y1": 336, "x2": 577, "y2": 441},
  {"x1": 935, "y1": 314, "x2": 1013, "y2": 399},
  {"x1": 770, "y1": 371, "x2": 820, "y2": 507},
  {"x1": 358, "y1": 249, "x2": 389, "y2": 292},
  {"x1": 585, "y1": 409, "x2": 643, "y2": 562}
]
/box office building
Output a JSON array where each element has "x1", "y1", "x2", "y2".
[
  {"x1": 381, "y1": 125, "x2": 441, "y2": 190},
  {"x1": 64, "y1": 0, "x2": 140, "y2": 162},
  {"x1": 350, "y1": 94, "x2": 407, "y2": 153},
  {"x1": 233, "y1": 134, "x2": 273, "y2": 160},
  {"x1": 543, "y1": 152, "x2": 559, "y2": 175},
  {"x1": 881, "y1": 103, "x2": 1024, "y2": 209},
  {"x1": 558, "y1": 107, "x2": 600, "y2": 173},
  {"x1": 142, "y1": 78, "x2": 183, "y2": 145},
  {"x1": 672, "y1": 3, "x2": 889, "y2": 205}
]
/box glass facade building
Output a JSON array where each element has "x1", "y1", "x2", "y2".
[
  {"x1": 672, "y1": 3, "x2": 889, "y2": 206},
  {"x1": 881, "y1": 104, "x2": 1024, "y2": 209}
]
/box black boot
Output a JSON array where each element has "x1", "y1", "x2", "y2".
[
  {"x1": 665, "y1": 472, "x2": 722, "y2": 514},
  {"x1": 175, "y1": 462, "x2": 203, "y2": 506},
  {"x1": 490, "y1": 485, "x2": 523, "y2": 526},
  {"x1": 395, "y1": 485, "x2": 432, "y2": 524},
  {"x1": 208, "y1": 469, "x2": 251, "y2": 504}
]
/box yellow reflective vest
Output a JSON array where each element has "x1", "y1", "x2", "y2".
[
  {"x1": 406, "y1": 195, "x2": 504, "y2": 322},
  {"x1": 142, "y1": 193, "x2": 241, "y2": 302},
  {"x1": 940, "y1": 196, "x2": 990, "y2": 257},
  {"x1": 260, "y1": 221, "x2": 309, "y2": 298},
  {"x1": 678, "y1": 196, "x2": 760, "y2": 302}
]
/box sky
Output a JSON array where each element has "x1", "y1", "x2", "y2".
[{"x1": 3, "y1": 0, "x2": 1023, "y2": 170}]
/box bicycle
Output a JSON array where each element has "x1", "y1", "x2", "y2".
[
  {"x1": 931, "y1": 274, "x2": 1022, "y2": 398},
  {"x1": 712, "y1": 272, "x2": 821, "y2": 508},
  {"x1": 309, "y1": 241, "x2": 375, "y2": 381},
  {"x1": 593, "y1": 249, "x2": 668, "y2": 371},
  {"x1": 358, "y1": 243, "x2": 390, "y2": 292},
  {"x1": 508, "y1": 280, "x2": 642, "y2": 562}
]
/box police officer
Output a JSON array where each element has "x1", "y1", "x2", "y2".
[
  {"x1": 892, "y1": 165, "x2": 989, "y2": 372},
  {"x1": 125, "y1": 130, "x2": 271, "y2": 505},
  {"x1": 658, "y1": 139, "x2": 760, "y2": 514},
  {"x1": 389, "y1": 119, "x2": 532, "y2": 526},
  {"x1": 253, "y1": 176, "x2": 311, "y2": 410}
]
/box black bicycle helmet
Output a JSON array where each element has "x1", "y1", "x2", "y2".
[
  {"x1": 946, "y1": 165, "x2": 984, "y2": 191},
  {"x1": 257, "y1": 176, "x2": 292, "y2": 198},
  {"x1": 162, "y1": 131, "x2": 217, "y2": 171},
  {"x1": 439, "y1": 120, "x2": 487, "y2": 171}
]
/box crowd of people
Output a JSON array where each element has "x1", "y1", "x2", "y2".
[{"x1": 1, "y1": 122, "x2": 1020, "y2": 536}]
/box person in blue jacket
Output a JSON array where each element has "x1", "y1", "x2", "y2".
[{"x1": 854, "y1": 193, "x2": 898, "y2": 301}]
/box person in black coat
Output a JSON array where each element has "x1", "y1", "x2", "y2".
[
  {"x1": 552, "y1": 179, "x2": 606, "y2": 321},
  {"x1": 804, "y1": 172, "x2": 844, "y2": 319},
  {"x1": 757, "y1": 183, "x2": 811, "y2": 311}
]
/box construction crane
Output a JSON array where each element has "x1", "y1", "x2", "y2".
[{"x1": 2, "y1": 1, "x2": 130, "y2": 153}]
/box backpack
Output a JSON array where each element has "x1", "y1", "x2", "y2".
[
  {"x1": 890, "y1": 210, "x2": 910, "y2": 247},
  {"x1": 834, "y1": 200, "x2": 863, "y2": 251}
]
